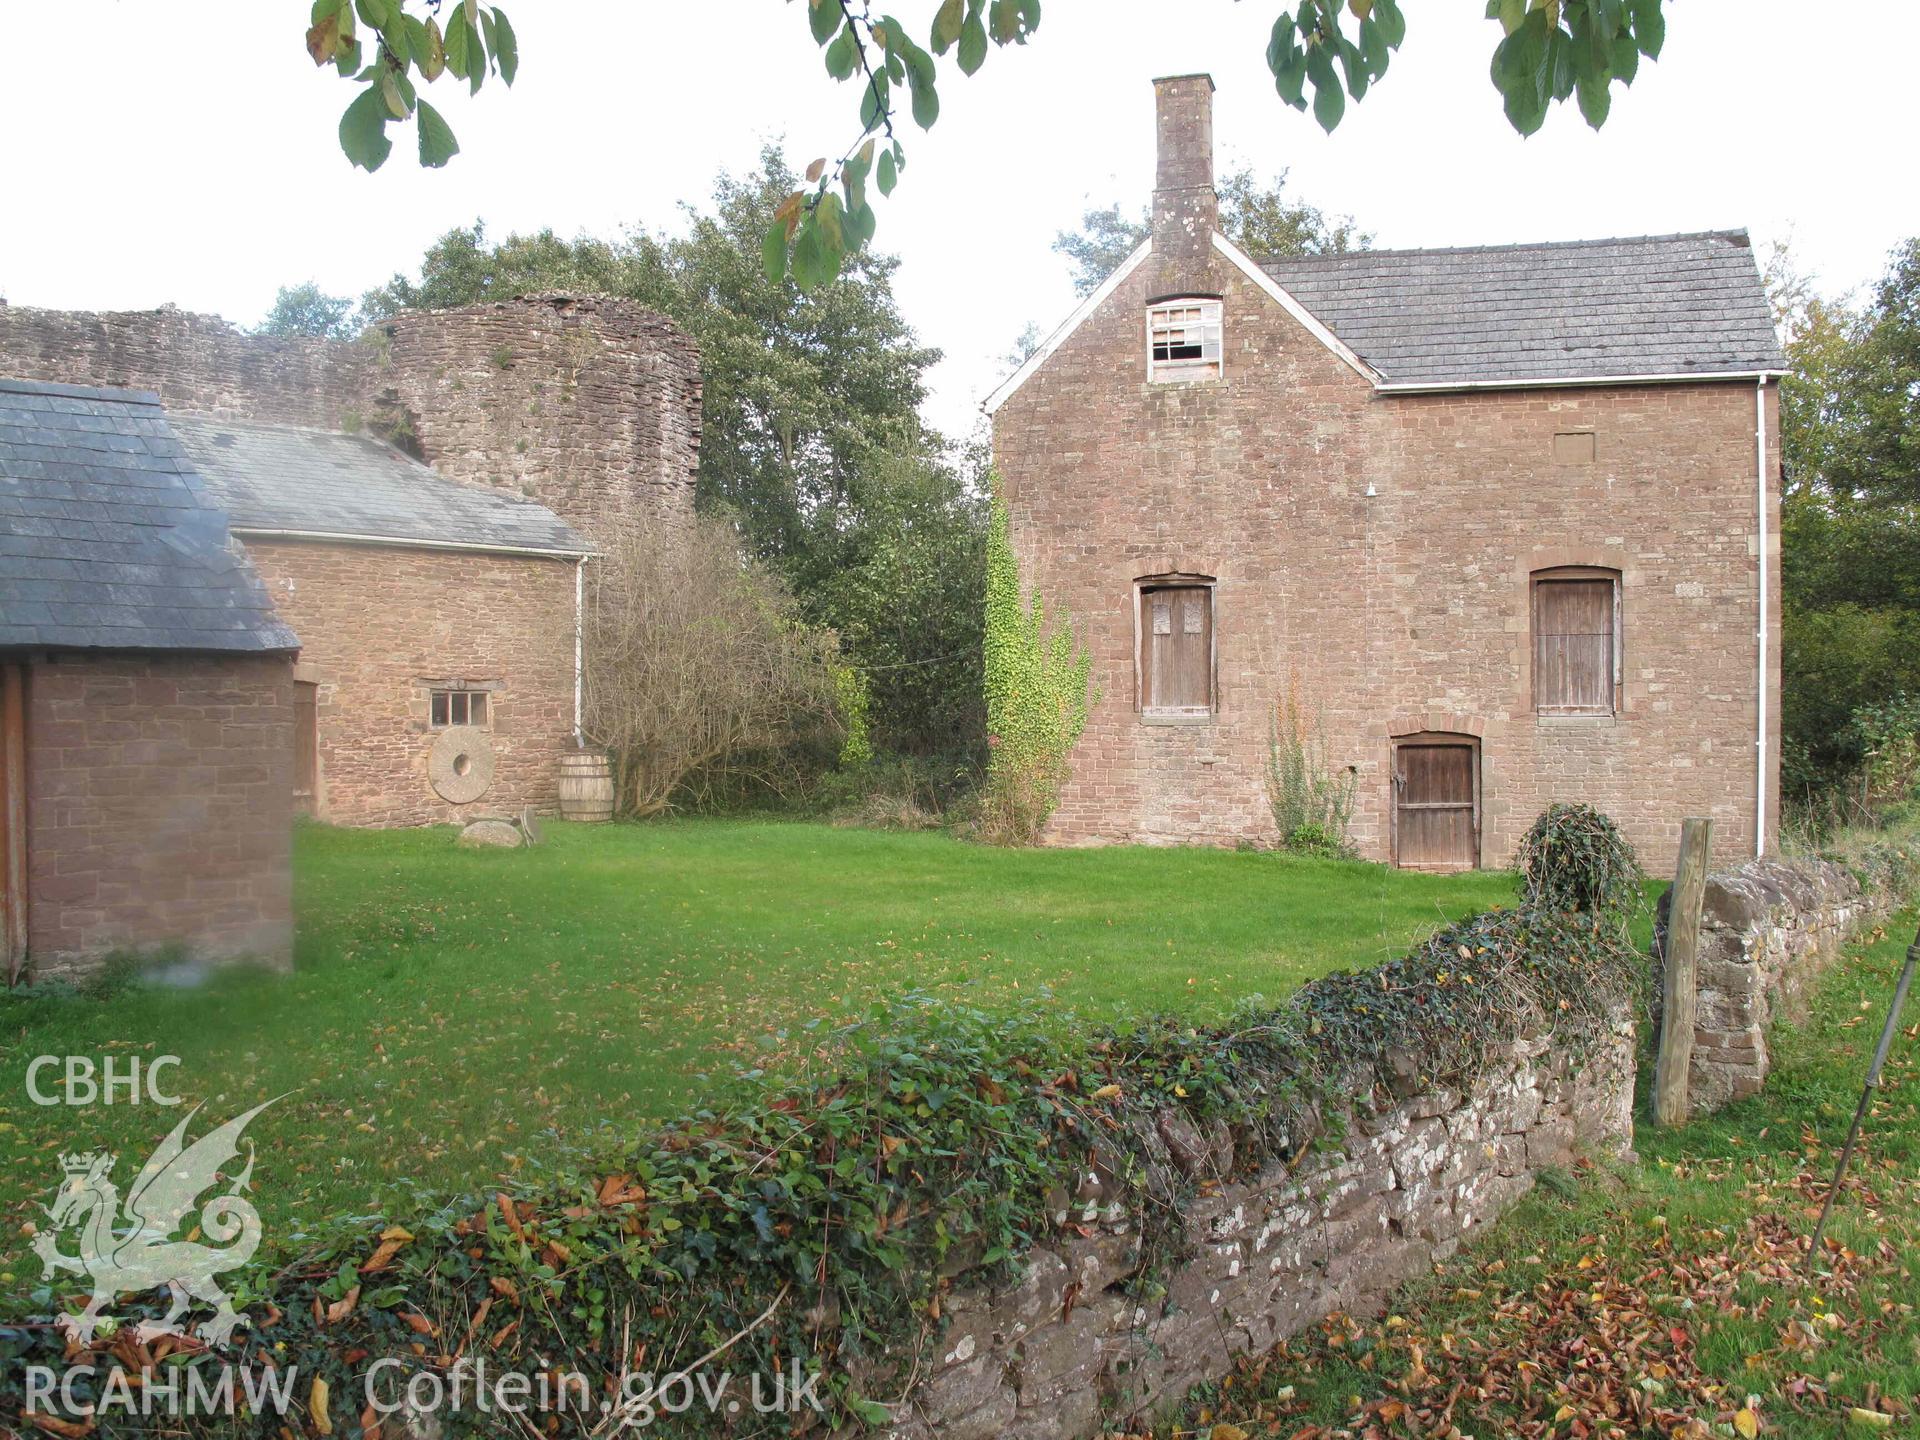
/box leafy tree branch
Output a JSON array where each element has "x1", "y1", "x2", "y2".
[
  {"x1": 301, "y1": 1, "x2": 1669, "y2": 289},
  {"x1": 305, "y1": 0, "x2": 516, "y2": 172}
]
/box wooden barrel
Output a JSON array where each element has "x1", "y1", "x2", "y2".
[{"x1": 557, "y1": 751, "x2": 615, "y2": 823}]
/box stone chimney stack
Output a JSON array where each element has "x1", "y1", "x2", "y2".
[{"x1": 1151, "y1": 74, "x2": 1219, "y2": 292}]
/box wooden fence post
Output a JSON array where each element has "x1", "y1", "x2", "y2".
[{"x1": 1654, "y1": 817, "x2": 1713, "y2": 1127}]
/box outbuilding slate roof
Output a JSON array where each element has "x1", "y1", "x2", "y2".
[
  {"x1": 170, "y1": 416, "x2": 591, "y2": 557},
  {"x1": 0, "y1": 378, "x2": 299, "y2": 653},
  {"x1": 1258, "y1": 230, "x2": 1786, "y2": 389}
]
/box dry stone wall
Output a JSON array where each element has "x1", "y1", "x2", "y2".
[
  {"x1": 1656, "y1": 856, "x2": 1890, "y2": 1116},
  {"x1": 0, "y1": 303, "x2": 373, "y2": 429},
  {"x1": 872, "y1": 1019, "x2": 1636, "y2": 1439}
]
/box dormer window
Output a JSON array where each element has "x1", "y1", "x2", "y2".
[{"x1": 1147, "y1": 299, "x2": 1223, "y2": 381}]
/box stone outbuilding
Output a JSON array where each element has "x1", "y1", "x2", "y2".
[
  {"x1": 170, "y1": 415, "x2": 590, "y2": 827},
  {"x1": 1, "y1": 378, "x2": 299, "y2": 981},
  {"x1": 988, "y1": 75, "x2": 1787, "y2": 872},
  {"x1": 0, "y1": 291, "x2": 701, "y2": 829}
]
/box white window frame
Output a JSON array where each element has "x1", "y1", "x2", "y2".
[{"x1": 1147, "y1": 298, "x2": 1223, "y2": 382}]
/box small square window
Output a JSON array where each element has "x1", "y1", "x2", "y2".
[
  {"x1": 1148, "y1": 299, "x2": 1223, "y2": 381},
  {"x1": 430, "y1": 688, "x2": 491, "y2": 728}
]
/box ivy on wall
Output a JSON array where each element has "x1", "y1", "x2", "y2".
[
  {"x1": 3, "y1": 888, "x2": 1642, "y2": 1438},
  {"x1": 833, "y1": 661, "x2": 876, "y2": 767},
  {"x1": 979, "y1": 484, "x2": 1094, "y2": 844}
]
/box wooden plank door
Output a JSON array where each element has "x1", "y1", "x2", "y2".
[
  {"x1": 2, "y1": 664, "x2": 26, "y2": 983},
  {"x1": 1393, "y1": 736, "x2": 1479, "y2": 871}
]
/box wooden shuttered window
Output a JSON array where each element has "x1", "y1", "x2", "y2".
[
  {"x1": 1532, "y1": 569, "x2": 1619, "y2": 716},
  {"x1": 1138, "y1": 583, "x2": 1213, "y2": 717}
]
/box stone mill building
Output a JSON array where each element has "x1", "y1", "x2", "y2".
[{"x1": 987, "y1": 74, "x2": 1786, "y2": 873}]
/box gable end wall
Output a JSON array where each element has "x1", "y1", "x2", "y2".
[
  {"x1": 993, "y1": 248, "x2": 1780, "y2": 873},
  {"x1": 248, "y1": 539, "x2": 577, "y2": 829}
]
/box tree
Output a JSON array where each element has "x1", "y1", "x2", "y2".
[
  {"x1": 1827, "y1": 239, "x2": 1920, "y2": 505},
  {"x1": 817, "y1": 451, "x2": 988, "y2": 760},
  {"x1": 361, "y1": 227, "x2": 634, "y2": 315},
  {"x1": 761, "y1": 0, "x2": 1663, "y2": 288},
  {"x1": 368, "y1": 150, "x2": 978, "y2": 761},
  {"x1": 1767, "y1": 240, "x2": 1861, "y2": 505},
  {"x1": 257, "y1": 282, "x2": 360, "y2": 341},
  {"x1": 304, "y1": 0, "x2": 516, "y2": 173},
  {"x1": 1053, "y1": 166, "x2": 1370, "y2": 297},
  {"x1": 582, "y1": 516, "x2": 841, "y2": 817},
  {"x1": 299, "y1": 2, "x2": 1669, "y2": 289},
  {"x1": 1003, "y1": 323, "x2": 1043, "y2": 372},
  {"x1": 1772, "y1": 239, "x2": 1920, "y2": 803},
  {"x1": 365, "y1": 151, "x2": 938, "y2": 570}
]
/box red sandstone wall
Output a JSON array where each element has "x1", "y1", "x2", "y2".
[
  {"x1": 24, "y1": 654, "x2": 294, "y2": 977},
  {"x1": 993, "y1": 251, "x2": 1781, "y2": 874},
  {"x1": 0, "y1": 294, "x2": 701, "y2": 544},
  {"x1": 0, "y1": 295, "x2": 699, "y2": 832},
  {"x1": 245, "y1": 539, "x2": 577, "y2": 828},
  {"x1": 383, "y1": 293, "x2": 701, "y2": 544},
  {"x1": 0, "y1": 303, "x2": 372, "y2": 428}
]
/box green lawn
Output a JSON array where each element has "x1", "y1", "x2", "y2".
[
  {"x1": 0, "y1": 819, "x2": 1510, "y2": 1273},
  {"x1": 1170, "y1": 911, "x2": 1920, "y2": 1438}
]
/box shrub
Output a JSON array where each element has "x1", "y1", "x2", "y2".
[
  {"x1": 1265, "y1": 681, "x2": 1358, "y2": 857},
  {"x1": 1514, "y1": 802, "x2": 1645, "y2": 917},
  {"x1": 1852, "y1": 692, "x2": 1920, "y2": 811},
  {"x1": 1784, "y1": 806, "x2": 1920, "y2": 907},
  {"x1": 978, "y1": 488, "x2": 1094, "y2": 844},
  {"x1": 583, "y1": 516, "x2": 843, "y2": 817},
  {"x1": 1283, "y1": 821, "x2": 1347, "y2": 858},
  {"x1": 832, "y1": 790, "x2": 943, "y2": 831}
]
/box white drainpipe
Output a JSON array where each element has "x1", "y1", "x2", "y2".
[
  {"x1": 1755, "y1": 377, "x2": 1769, "y2": 858},
  {"x1": 573, "y1": 557, "x2": 586, "y2": 748}
]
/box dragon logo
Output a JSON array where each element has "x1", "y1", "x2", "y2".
[{"x1": 32, "y1": 1101, "x2": 275, "y2": 1347}]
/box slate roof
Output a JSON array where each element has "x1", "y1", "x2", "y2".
[
  {"x1": 0, "y1": 378, "x2": 299, "y2": 654},
  {"x1": 169, "y1": 417, "x2": 591, "y2": 557},
  {"x1": 1258, "y1": 230, "x2": 1786, "y2": 388}
]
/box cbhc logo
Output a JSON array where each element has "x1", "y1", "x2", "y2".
[{"x1": 25, "y1": 1055, "x2": 182, "y2": 1106}]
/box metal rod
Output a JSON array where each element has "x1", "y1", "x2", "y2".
[{"x1": 1805, "y1": 928, "x2": 1920, "y2": 1276}]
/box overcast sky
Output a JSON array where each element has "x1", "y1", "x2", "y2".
[{"x1": 3, "y1": 2, "x2": 1915, "y2": 440}]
